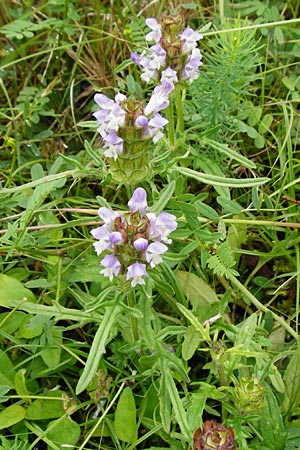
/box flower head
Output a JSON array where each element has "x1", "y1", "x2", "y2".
[
  {"x1": 131, "y1": 17, "x2": 203, "y2": 85},
  {"x1": 93, "y1": 81, "x2": 171, "y2": 160},
  {"x1": 91, "y1": 188, "x2": 177, "y2": 286},
  {"x1": 193, "y1": 420, "x2": 236, "y2": 450}
]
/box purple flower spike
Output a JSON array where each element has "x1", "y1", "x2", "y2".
[
  {"x1": 126, "y1": 262, "x2": 148, "y2": 287},
  {"x1": 100, "y1": 254, "x2": 121, "y2": 281},
  {"x1": 128, "y1": 188, "x2": 148, "y2": 214}
]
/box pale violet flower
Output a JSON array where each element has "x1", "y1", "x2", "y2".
[
  {"x1": 132, "y1": 44, "x2": 166, "y2": 83},
  {"x1": 131, "y1": 18, "x2": 203, "y2": 85},
  {"x1": 128, "y1": 187, "x2": 148, "y2": 214},
  {"x1": 146, "y1": 241, "x2": 168, "y2": 268},
  {"x1": 93, "y1": 93, "x2": 126, "y2": 137},
  {"x1": 145, "y1": 18, "x2": 162, "y2": 43},
  {"x1": 103, "y1": 132, "x2": 123, "y2": 160},
  {"x1": 92, "y1": 227, "x2": 111, "y2": 255},
  {"x1": 144, "y1": 81, "x2": 174, "y2": 116},
  {"x1": 147, "y1": 211, "x2": 178, "y2": 243},
  {"x1": 146, "y1": 114, "x2": 168, "y2": 143},
  {"x1": 126, "y1": 262, "x2": 148, "y2": 287},
  {"x1": 98, "y1": 207, "x2": 121, "y2": 228},
  {"x1": 181, "y1": 47, "x2": 203, "y2": 83},
  {"x1": 161, "y1": 67, "x2": 179, "y2": 84},
  {"x1": 180, "y1": 27, "x2": 203, "y2": 53},
  {"x1": 93, "y1": 81, "x2": 171, "y2": 159},
  {"x1": 100, "y1": 255, "x2": 121, "y2": 281},
  {"x1": 109, "y1": 231, "x2": 123, "y2": 245}
]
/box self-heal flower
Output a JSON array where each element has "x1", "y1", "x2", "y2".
[
  {"x1": 93, "y1": 81, "x2": 172, "y2": 162},
  {"x1": 126, "y1": 262, "x2": 148, "y2": 287},
  {"x1": 180, "y1": 27, "x2": 203, "y2": 53},
  {"x1": 144, "y1": 81, "x2": 174, "y2": 116},
  {"x1": 146, "y1": 241, "x2": 168, "y2": 267},
  {"x1": 131, "y1": 16, "x2": 203, "y2": 85},
  {"x1": 147, "y1": 211, "x2": 178, "y2": 243},
  {"x1": 134, "y1": 237, "x2": 149, "y2": 251},
  {"x1": 128, "y1": 187, "x2": 148, "y2": 214},
  {"x1": 100, "y1": 255, "x2": 121, "y2": 281},
  {"x1": 93, "y1": 93, "x2": 126, "y2": 137},
  {"x1": 145, "y1": 18, "x2": 162, "y2": 43},
  {"x1": 103, "y1": 132, "x2": 123, "y2": 160}
]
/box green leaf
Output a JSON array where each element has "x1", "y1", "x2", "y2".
[
  {"x1": 187, "y1": 391, "x2": 207, "y2": 431},
  {"x1": 182, "y1": 327, "x2": 201, "y2": 361},
  {"x1": 195, "y1": 201, "x2": 219, "y2": 220},
  {"x1": 202, "y1": 138, "x2": 256, "y2": 168},
  {"x1": 177, "y1": 271, "x2": 219, "y2": 306},
  {"x1": 17, "y1": 314, "x2": 47, "y2": 339},
  {"x1": 150, "y1": 181, "x2": 176, "y2": 214},
  {"x1": 0, "y1": 386, "x2": 10, "y2": 403},
  {"x1": 45, "y1": 417, "x2": 81, "y2": 449},
  {"x1": 172, "y1": 167, "x2": 269, "y2": 188},
  {"x1": 260, "y1": 384, "x2": 287, "y2": 450},
  {"x1": 0, "y1": 405, "x2": 26, "y2": 430},
  {"x1": 114, "y1": 387, "x2": 138, "y2": 443},
  {"x1": 14, "y1": 369, "x2": 29, "y2": 401},
  {"x1": 0, "y1": 350, "x2": 16, "y2": 388},
  {"x1": 0, "y1": 274, "x2": 36, "y2": 306},
  {"x1": 159, "y1": 362, "x2": 171, "y2": 433},
  {"x1": 282, "y1": 351, "x2": 300, "y2": 418},
  {"x1": 76, "y1": 301, "x2": 122, "y2": 394},
  {"x1": 25, "y1": 390, "x2": 66, "y2": 420},
  {"x1": 164, "y1": 367, "x2": 190, "y2": 441},
  {"x1": 0, "y1": 311, "x2": 26, "y2": 337}
]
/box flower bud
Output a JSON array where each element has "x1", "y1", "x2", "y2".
[{"x1": 233, "y1": 376, "x2": 265, "y2": 414}]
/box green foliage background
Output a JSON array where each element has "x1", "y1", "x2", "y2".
[{"x1": 0, "y1": 0, "x2": 300, "y2": 449}]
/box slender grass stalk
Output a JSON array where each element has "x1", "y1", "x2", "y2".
[
  {"x1": 166, "y1": 93, "x2": 175, "y2": 148},
  {"x1": 128, "y1": 290, "x2": 139, "y2": 341},
  {"x1": 175, "y1": 83, "x2": 184, "y2": 134}
]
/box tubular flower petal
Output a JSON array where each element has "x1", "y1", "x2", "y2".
[
  {"x1": 100, "y1": 255, "x2": 121, "y2": 281},
  {"x1": 128, "y1": 187, "x2": 148, "y2": 214},
  {"x1": 126, "y1": 262, "x2": 148, "y2": 287}
]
